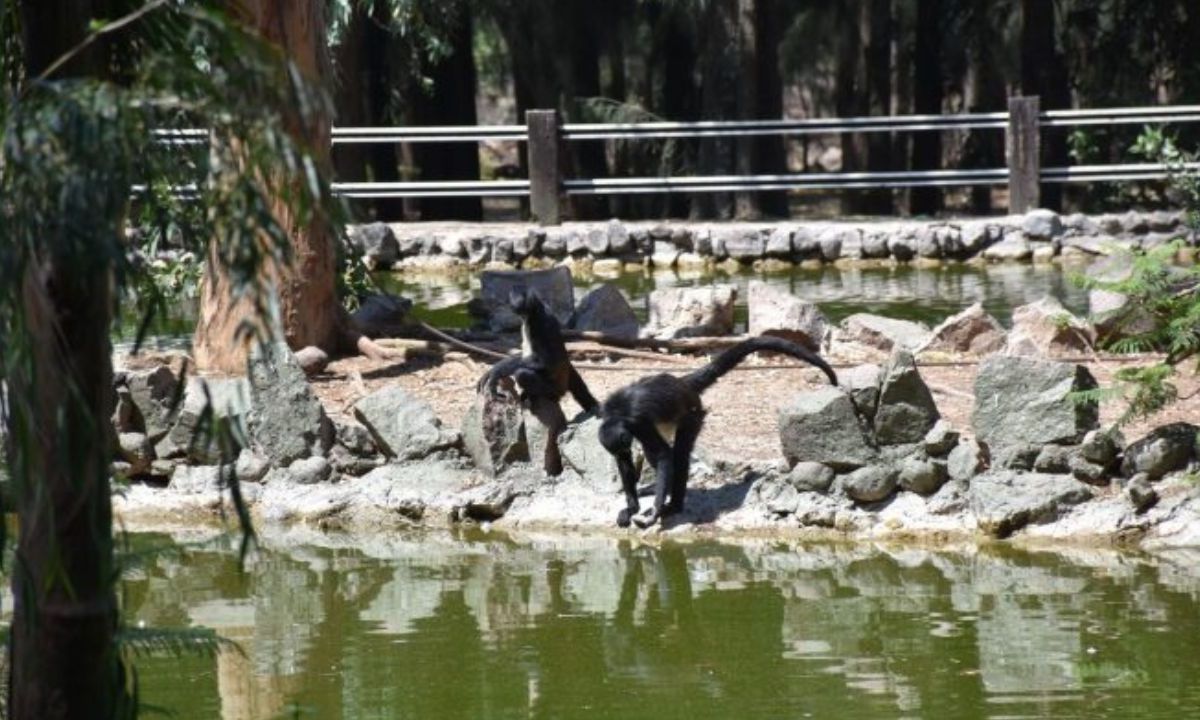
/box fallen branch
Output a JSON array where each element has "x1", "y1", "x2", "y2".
[
  {"x1": 417, "y1": 322, "x2": 509, "y2": 360},
  {"x1": 566, "y1": 341, "x2": 692, "y2": 365}
]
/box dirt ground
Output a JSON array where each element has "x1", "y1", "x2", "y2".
[{"x1": 310, "y1": 346, "x2": 1200, "y2": 464}]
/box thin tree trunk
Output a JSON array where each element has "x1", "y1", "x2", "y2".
[
  {"x1": 657, "y1": 2, "x2": 699, "y2": 218},
  {"x1": 836, "y1": 0, "x2": 866, "y2": 215},
  {"x1": 863, "y1": 0, "x2": 894, "y2": 214},
  {"x1": 193, "y1": 0, "x2": 341, "y2": 373},
  {"x1": 694, "y1": 0, "x2": 738, "y2": 219},
  {"x1": 963, "y1": 2, "x2": 1005, "y2": 215},
  {"x1": 909, "y1": 0, "x2": 943, "y2": 215},
  {"x1": 413, "y1": 2, "x2": 482, "y2": 220},
  {"x1": 1020, "y1": 0, "x2": 1071, "y2": 211},
  {"x1": 751, "y1": 0, "x2": 788, "y2": 218},
  {"x1": 10, "y1": 3, "x2": 122, "y2": 718},
  {"x1": 564, "y1": 0, "x2": 609, "y2": 219}
]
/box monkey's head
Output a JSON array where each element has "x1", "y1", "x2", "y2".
[{"x1": 508, "y1": 287, "x2": 547, "y2": 320}]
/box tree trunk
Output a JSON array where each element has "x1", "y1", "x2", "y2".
[
  {"x1": 563, "y1": 0, "x2": 609, "y2": 219},
  {"x1": 193, "y1": 0, "x2": 341, "y2": 373},
  {"x1": 412, "y1": 2, "x2": 483, "y2": 220},
  {"x1": 9, "y1": 3, "x2": 122, "y2": 718},
  {"x1": 734, "y1": 0, "x2": 788, "y2": 219},
  {"x1": 694, "y1": 0, "x2": 738, "y2": 219},
  {"x1": 1020, "y1": 0, "x2": 1071, "y2": 211},
  {"x1": 909, "y1": 0, "x2": 943, "y2": 215},
  {"x1": 836, "y1": 0, "x2": 866, "y2": 215},
  {"x1": 963, "y1": 2, "x2": 1006, "y2": 215},
  {"x1": 862, "y1": 0, "x2": 894, "y2": 214},
  {"x1": 656, "y1": 1, "x2": 699, "y2": 218}
]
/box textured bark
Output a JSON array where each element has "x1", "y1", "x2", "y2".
[
  {"x1": 193, "y1": 0, "x2": 341, "y2": 373},
  {"x1": 694, "y1": 0, "x2": 738, "y2": 219},
  {"x1": 963, "y1": 3, "x2": 1006, "y2": 214},
  {"x1": 836, "y1": 0, "x2": 866, "y2": 215},
  {"x1": 909, "y1": 0, "x2": 943, "y2": 215},
  {"x1": 862, "y1": 0, "x2": 894, "y2": 214},
  {"x1": 412, "y1": 3, "x2": 483, "y2": 220},
  {"x1": 10, "y1": 3, "x2": 121, "y2": 718},
  {"x1": 734, "y1": 0, "x2": 788, "y2": 219}
]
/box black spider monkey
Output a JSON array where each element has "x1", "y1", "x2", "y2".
[
  {"x1": 597, "y1": 336, "x2": 838, "y2": 528},
  {"x1": 477, "y1": 287, "x2": 600, "y2": 475}
]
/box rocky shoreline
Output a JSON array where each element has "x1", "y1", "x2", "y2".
[{"x1": 345, "y1": 209, "x2": 1196, "y2": 274}]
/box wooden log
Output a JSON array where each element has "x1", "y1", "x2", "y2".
[{"x1": 1007, "y1": 95, "x2": 1041, "y2": 213}]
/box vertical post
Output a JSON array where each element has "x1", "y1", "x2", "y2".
[
  {"x1": 1006, "y1": 95, "x2": 1040, "y2": 213},
  {"x1": 526, "y1": 109, "x2": 563, "y2": 226}
]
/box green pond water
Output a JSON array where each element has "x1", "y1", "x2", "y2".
[
  {"x1": 118, "y1": 262, "x2": 1093, "y2": 350},
  {"x1": 28, "y1": 530, "x2": 1200, "y2": 719}
]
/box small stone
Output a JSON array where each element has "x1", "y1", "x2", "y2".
[
  {"x1": 1033, "y1": 444, "x2": 1073, "y2": 474},
  {"x1": 1126, "y1": 474, "x2": 1158, "y2": 513},
  {"x1": 117, "y1": 432, "x2": 154, "y2": 476},
  {"x1": 1080, "y1": 429, "x2": 1122, "y2": 468},
  {"x1": 349, "y1": 223, "x2": 399, "y2": 268},
  {"x1": 1022, "y1": 209, "x2": 1064, "y2": 239},
  {"x1": 994, "y1": 443, "x2": 1041, "y2": 471},
  {"x1": 982, "y1": 232, "x2": 1032, "y2": 262},
  {"x1": 235, "y1": 449, "x2": 270, "y2": 483},
  {"x1": 335, "y1": 422, "x2": 378, "y2": 457},
  {"x1": 288, "y1": 456, "x2": 332, "y2": 485},
  {"x1": 1121, "y1": 423, "x2": 1198, "y2": 480},
  {"x1": 840, "y1": 364, "x2": 882, "y2": 423},
  {"x1": 897, "y1": 455, "x2": 949, "y2": 496},
  {"x1": 838, "y1": 314, "x2": 932, "y2": 353},
  {"x1": 1005, "y1": 297, "x2": 1095, "y2": 357},
  {"x1": 919, "y1": 303, "x2": 1007, "y2": 355},
  {"x1": 788, "y1": 461, "x2": 836, "y2": 493},
  {"x1": 1069, "y1": 455, "x2": 1109, "y2": 486},
  {"x1": 294, "y1": 346, "x2": 330, "y2": 376},
  {"x1": 765, "y1": 228, "x2": 793, "y2": 258},
  {"x1": 923, "y1": 421, "x2": 960, "y2": 458},
  {"x1": 607, "y1": 220, "x2": 632, "y2": 254},
  {"x1": 874, "y1": 350, "x2": 940, "y2": 446},
  {"x1": 840, "y1": 465, "x2": 899, "y2": 503},
  {"x1": 585, "y1": 226, "x2": 610, "y2": 256},
  {"x1": 948, "y1": 438, "x2": 988, "y2": 483}
]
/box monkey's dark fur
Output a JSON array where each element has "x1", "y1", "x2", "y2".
[
  {"x1": 598, "y1": 337, "x2": 838, "y2": 528},
  {"x1": 477, "y1": 288, "x2": 600, "y2": 475}
]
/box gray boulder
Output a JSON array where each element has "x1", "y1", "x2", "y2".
[
  {"x1": 169, "y1": 465, "x2": 225, "y2": 495},
  {"x1": 840, "y1": 465, "x2": 899, "y2": 503},
  {"x1": 335, "y1": 421, "x2": 378, "y2": 457},
  {"x1": 919, "y1": 303, "x2": 1007, "y2": 355},
  {"x1": 571, "y1": 284, "x2": 639, "y2": 340},
  {"x1": 117, "y1": 432, "x2": 154, "y2": 476},
  {"x1": 838, "y1": 314, "x2": 932, "y2": 353},
  {"x1": 982, "y1": 232, "x2": 1032, "y2": 262},
  {"x1": 778, "y1": 387, "x2": 877, "y2": 471},
  {"x1": 1005, "y1": 297, "x2": 1094, "y2": 357},
  {"x1": 747, "y1": 282, "x2": 828, "y2": 350},
  {"x1": 294, "y1": 346, "x2": 330, "y2": 376},
  {"x1": 650, "y1": 241, "x2": 680, "y2": 269},
  {"x1": 288, "y1": 455, "x2": 332, "y2": 485},
  {"x1": 970, "y1": 471, "x2": 1092, "y2": 537},
  {"x1": 235, "y1": 449, "x2": 270, "y2": 483},
  {"x1": 1126, "y1": 474, "x2": 1158, "y2": 513},
  {"x1": 818, "y1": 226, "x2": 856, "y2": 261},
  {"x1": 460, "y1": 392, "x2": 529, "y2": 476},
  {"x1": 584, "y1": 226, "x2": 611, "y2": 256},
  {"x1": 558, "y1": 415, "x2": 625, "y2": 491},
  {"x1": 1033, "y1": 444, "x2": 1073, "y2": 474},
  {"x1": 973, "y1": 355, "x2": 1098, "y2": 452},
  {"x1": 479, "y1": 267, "x2": 575, "y2": 332},
  {"x1": 722, "y1": 229, "x2": 767, "y2": 261},
  {"x1": 644, "y1": 285, "x2": 737, "y2": 339},
  {"x1": 788, "y1": 461, "x2": 836, "y2": 493},
  {"x1": 1022, "y1": 209, "x2": 1064, "y2": 240},
  {"x1": 349, "y1": 223, "x2": 399, "y2": 269},
  {"x1": 248, "y1": 343, "x2": 329, "y2": 466},
  {"x1": 1069, "y1": 455, "x2": 1109, "y2": 486},
  {"x1": 897, "y1": 455, "x2": 949, "y2": 496},
  {"x1": 874, "y1": 350, "x2": 940, "y2": 446},
  {"x1": 512, "y1": 229, "x2": 543, "y2": 259},
  {"x1": 765, "y1": 228, "x2": 793, "y2": 258},
  {"x1": 1121, "y1": 423, "x2": 1198, "y2": 480},
  {"x1": 1080, "y1": 429, "x2": 1122, "y2": 468},
  {"x1": 354, "y1": 386, "x2": 460, "y2": 461},
  {"x1": 993, "y1": 443, "x2": 1041, "y2": 471},
  {"x1": 923, "y1": 420, "x2": 960, "y2": 457},
  {"x1": 608, "y1": 220, "x2": 633, "y2": 254},
  {"x1": 948, "y1": 438, "x2": 989, "y2": 483},
  {"x1": 125, "y1": 365, "x2": 180, "y2": 442},
  {"x1": 156, "y1": 376, "x2": 251, "y2": 464},
  {"x1": 791, "y1": 227, "x2": 821, "y2": 259}
]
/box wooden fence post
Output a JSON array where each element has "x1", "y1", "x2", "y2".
[
  {"x1": 1007, "y1": 95, "x2": 1041, "y2": 213},
  {"x1": 526, "y1": 109, "x2": 562, "y2": 225}
]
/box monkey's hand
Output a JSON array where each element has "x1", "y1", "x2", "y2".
[{"x1": 476, "y1": 357, "x2": 523, "y2": 397}]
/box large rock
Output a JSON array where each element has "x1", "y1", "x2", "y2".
[
  {"x1": 1005, "y1": 297, "x2": 1095, "y2": 356},
  {"x1": 155, "y1": 376, "x2": 251, "y2": 464},
  {"x1": 1022, "y1": 209, "x2": 1063, "y2": 240},
  {"x1": 460, "y1": 393, "x2": 529, "y2": 476},
  {"x1": 247, "y1": 343, "x2": 330, "y2": 465},
  {"x1": 1121, "y1": 423, "x2": 1198, "y2": 480},
  {"x1": 838, "y1": 314, "x2": 932, "y2": 353},
  {"x1": 973, "y1": 355, "x2": 1099, "y2": 452},
  {"x1": 948, "y1": 438, "x2": 989, "y2": 483},
  {"x1": 970, "y1": 471, "x2": 1092, "y2": 538},
  {"x1": 350, "y1": 293, "x2": 415, "y2": 338},
  {"x1": 478, "y1": 267, "x2": 575, "y2": 332},
  {"x1": 840, "y1": 465, "x2": 899, "y2": 503},
  {"x1": 721, "y1": 229, "x2": 767, "y2": 261},
  {"x1": 644, "y1": 285, "x2": 737, "y2": 339},
  {"x1": 571, "y1": 284, "x2": 639, "y2": 340},
  {"x1": 787, "y1": 461, "x2": 836, "y2": 493},
  {"x1": 778, "y1": 387, "x2": 877, "y2": 471},
  {"x1": 897, "y1": 455, "x2": 949, "y2": 496},
  {"x1": 747, "y1": 282, "x2": 828, "y2": 350},
  {"x1": 918, "y1": 303, "x2": 1007, "y2": 355},
  {"x1": 840, "y1": 364, "x2": 882, "y2": 422},
  {"x1": 125, "y1": 365, "x2": 181, "y2": 442},
  {"x1": 1086, "y1": 254, "x2": 1157, "y2": 344},
  {"x1": 557, "y1": 415, "x2": 631, "y2": 491},
  {"x1": 348, "y1": 223, "x2": 399, "y2": 269},
  {"x1": 354, "y1": 386, "x2": 460, "y2": 461},
  {"x1": 873, "y1": 350, "x2": 940, "y2": 446},
  {"x1": 982, "y1": 232, "x2": 1032, "y2": 262}
]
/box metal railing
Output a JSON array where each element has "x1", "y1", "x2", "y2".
[{"x1": 154, "y1": 100, "x2": 1200, "y2": 222}]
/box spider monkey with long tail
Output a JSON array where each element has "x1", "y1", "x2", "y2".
[
  {"x1": 477, "y1": 288, "x2": 600, "y2": 475},
  {"x1": 598, "y1": 336, "x2": 838, "y2": 528}
]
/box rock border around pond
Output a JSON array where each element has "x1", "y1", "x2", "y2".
[{"x1": 342, "y1": 209, "x2": 1196, "y2": 274}]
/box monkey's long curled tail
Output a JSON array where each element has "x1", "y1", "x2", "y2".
[{"x1": 683, "y1": 336, "x2": 838, "y2": 394}]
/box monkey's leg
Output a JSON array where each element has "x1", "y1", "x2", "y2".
[
  {"x1": 477, "y1": 356, "x2": 524, "y2": 395},
  {"x1": 528, "y1": 394, "x2": 568, "y2": 476},
  {"x1": 600, "y1": 418, "x2": 642, "y2": 527},
  {"x1": 630, "y1": 425, "x2": 673, "y2": 528},
  {"x1": 567, "y1": 367, "x2": 600, "y2": 414},
  {"x1": 665, "y1": 413, "x2": 704, "y2": 515}
]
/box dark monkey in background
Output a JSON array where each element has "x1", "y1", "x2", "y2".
[
  {"x1": 598, "y1": 336, "x2": 838, "y2": 528},
  {"x1": 477, "y1": 288, "x2": 600, "y2": 475}
]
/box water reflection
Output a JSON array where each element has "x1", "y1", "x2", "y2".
[
  {"x1": 376, "y1": 262, "x2": 1093, "y2": 331},
  {"x1": 108, "y1": 531, "x2": 1200, "y2": 719}
]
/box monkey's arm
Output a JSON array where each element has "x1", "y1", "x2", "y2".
[
  {"x1": 567, "y1": 367, "x2": 601, "y2": 414},
  {"x1": 477, "y1": 356, "x2": 525, "y2": 396}
]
